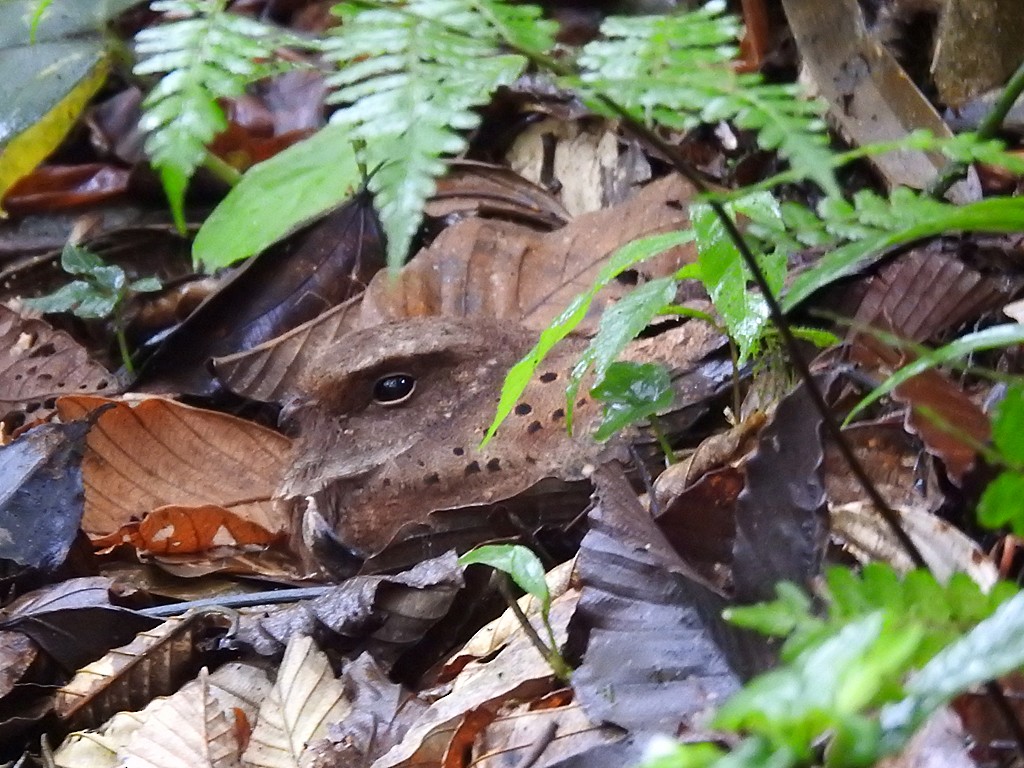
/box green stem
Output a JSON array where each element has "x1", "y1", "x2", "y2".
[
  {"x1": 202, "y1": 150, "x2": 242, "y2": 187},
  {"x1": 495, "y1": 574, "x2": 572, "y2": 683},
  {"x1": 928, "y1": 56, "x2": 1024, "y2": 198},
  {"x1": 113, "y1": 302, "x2": 135, "y2": 374}
]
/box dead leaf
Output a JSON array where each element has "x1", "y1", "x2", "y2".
[
  {"x1": 0, "y1": 419, "x2": 90, "y2": 571},
  {"x1": 235, "y1": 552, "x2": 463, "y2": 667},
  {"x1": 781, "y1": 0, "x2": 979, "y2": 201},
  {"x1": 55, "y1": 396, "x2": 292, "y2": 550},
  {"x1": 732, "y1": 376, "x2": 835, "y2": 603},
  {"x1": 0, "y1": 576, "x2": 159, "y2": 672},
  {"x1": 121, "y1": 668, "x2": 244, "y2": 768},
  {"x1": 242, "y1": 634, "x2": 351, "y2": 768},
  {"x1": 139, "y1": 191, "x2": 385, "y2": 397},
  {"x1": 55, "y1": 611, "x2": 229, "y2": 733},
  {"x1": 569, "y1": 466, "x2": 746, "y2": 734}
]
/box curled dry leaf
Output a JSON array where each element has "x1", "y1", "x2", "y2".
[
  {"x1": 55, "y1": 396, "x2": 292, "y2": 554},
  {"x1": 0, "y1": 304, "x2": 118, "y2": 428},
  {"x1": 243, "y1": 634, "x2": 351, "y2": 768}
]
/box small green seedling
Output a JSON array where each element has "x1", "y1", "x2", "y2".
[
  {"x1": 458, "y1": 544, "x2": 571, "y2": 681},
  {"x1": 25, "y1": 244, "x2": 162, "y2": 373}
]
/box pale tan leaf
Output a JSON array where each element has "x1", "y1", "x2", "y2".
[
  {"x1": 54, "y1": 396, "x2": 291, "y2": 544},
  {"x1": 242, "y1": 635, "x2": 351, "y2": 768},
  {"x1": 121, "y1": 668, "x2": 243, "y2": 768}
]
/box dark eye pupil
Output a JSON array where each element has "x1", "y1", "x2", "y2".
[{"x1": 373, "y1": 374, "x2": 416, "y2": 404}]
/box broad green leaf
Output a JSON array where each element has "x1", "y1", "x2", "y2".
[
  {"x1": 0, "y1": 0, "x2": 143, "y2": 46},
  {"x1": 715, "y1": 613, "x2": 920, "y2": 758},
  {"x1": 846, "y1": 324, "x2": 1024, "y2": 421},
  {"x1": 724, "y1": 582, "x2": 815, "y2": 638},
  {"x1": 130, "y1": 276, "x2": 163, "y2": 293},
  {"x1": 60, "y1": 244, "x2": 106, "y2": 275},
  {"x1": 193, "y1": 123, "x2": 360, "y2": 270},
  {"x1": 23, "y1": 281, "x2": 95, "y2": 314},
  {"x1": 881, "y1": 589, "x2": 1024, "y2": 748},
  {"x1": 591, "y1": 361, "x2": 673, "y2": 441},
  {"x1": 0, "y1": 40, "x2": 109, "y2": 206},
  {"x1": 459, "y1": 544, "x2": 550, "y2": 613}
]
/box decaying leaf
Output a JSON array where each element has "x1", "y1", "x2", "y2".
[
  {"x1": 55, "y1": 396, "x2": 292, "y2": 554},
  {"x1": 300, "y1": 653, "x2": 429, "y2": 768},
  {"x1": 0, "y1": 418, "x2": 90, "y2": 572},
  {"x1": 140, "y1": 191, "x2": 385, "y2": 397},
  {"x1": 242, "y1": 634, "x2": 351, "y2": 768},
  {"x1": 235, "y1": 552, "x2": 463, "y2": 666},
  {"x1": 121, "y1": 668, "x2": 244, "y2": 768},
  {"x1": 0, "y1": 304, "x2": 118, "y2": 428},
  {"x1": 569, "y1": 466, "x2": 746, "y2": 737},
  {"x1": 55, "y1": 611, "x2": 231, "y2": 733},
  {"x1": 0, "y1": 576, "x2": 158, "y2": 672},
  {"x1": 732, "y1": 376, "x2": 835, "y2": 603}
]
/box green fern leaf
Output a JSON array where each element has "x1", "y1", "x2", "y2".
[
  {"x1": 134, "y1": 0, "x2": 298, "y2": 228},
  {"x1": 324, "y1": 0, "x2": 555, "y2": 268},
  {"x1": 573, "y1": 2, "x2": 838, "y2": 197}
]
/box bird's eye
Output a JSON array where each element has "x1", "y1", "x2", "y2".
[{"x1": 372, "y1": 373, "x2": 416, "y2": 406}]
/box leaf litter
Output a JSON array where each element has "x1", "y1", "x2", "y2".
[{"x1": 0, "y1": 1, "x2": 1022, "y2": 765}]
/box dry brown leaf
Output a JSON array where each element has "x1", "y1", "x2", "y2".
[
  {"x1": 213, "y1": 175, "x2": 697, "y2": 405},
  {"x1": 55, "y1": 396, "x2": 292, "y2": 547},
  {"x1": 56, "y1": 613, "x2": 205, "y2": 733},
  {"x1": 373, "y1": 593, "x2": 576, "y2": 768},
  {"x1": 121, "y1": 668, "x2": 243, "y2": 768},
  {"x1": 0, "y1": 305, "x2": 118, "y2": 429},
  {"x1": 361, "y1": 173, "x2": 696, "y2": 332},
  {"x1": 242, "y1": 634, "x2": 351, "y2": 768}
]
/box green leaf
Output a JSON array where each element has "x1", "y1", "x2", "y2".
[
  {"x1": 325, "y1": 1, "x2": 554, "y2": 268},
  {"x1": 573, "y1": 3, "x2": 837, "y2": 197},
  {"x1": 566, "y1": 276, "x2": 677, "y2": 427},
  {"x1": 459, "y1": 544, "x2": 550, "y2": 613},
  {"x1": 0, "y1": 39, "x2": 109, "y2": 206},
  {"x1": 590, "y1": 361, "x2": 673, "y2": 441},
  {"x1": 715, "y1": 613, "x2": 920, "y2": 760},
  {"x1": 689, "y1": 192, "x2": 784, "y2": 362},
  {"x1": 881, "y1": 589, "x2": 1024, "y2": 748},
  {"x1": 978, "y1": 472, "x2": 1024, "y2": 534},
  {"x1": 23, "y1": 280, "x2": 96, "y2": 315},
  {"x1": 192, "y1": 123, "x2": 361, "y2": 270},
  {"x1": 724, "y1": 582, "x2": 816, "y2": 638},
  {"x1": 60, "y1": 244, "x2": 106, "y2": 275},
  {"x1": 130, "y1": 276, "x2": 163, "y2": 293},
  {"x1": 0, "y1": 0, "x2": 143, "y2": 46},
  {"x1": 992, "y1": 383, "x2": 1024, "y2": 465},
  {"x1": 483, "y1": 230, "x2": 691, "y2": 444},
  {"x1": 134, "y1": 0, "x2": 300, "y2": 226},
  {"x1": 785, "y1": 193, "x2": 1024, "y2": 311},
  {"x1": 846, "y1": 324, "x2": 1024, "y2": 421}
]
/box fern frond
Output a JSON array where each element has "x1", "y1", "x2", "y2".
[
  {"x1": 324, "y1": 0, "x2": 556, "y2": 267},
  {"x1": 134, "y1": 0, "x2": 299, "y2": 226},
  {"x1": 574, "y1": 2, "x2": 839, "y2": 197}
]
